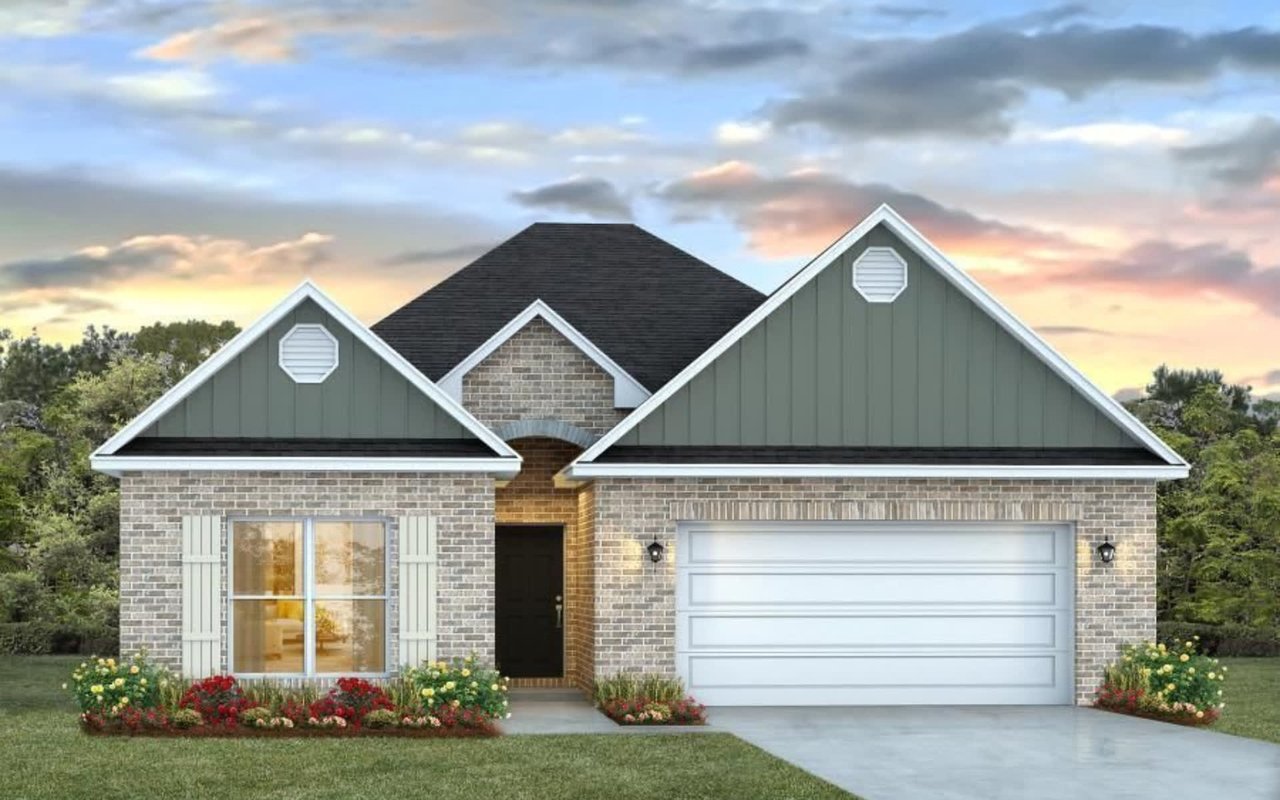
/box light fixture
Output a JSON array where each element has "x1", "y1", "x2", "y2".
[
  {"x1": 1097, "y1": 537, "x2": 1116, "y2": 564},
  {"x1": 646, "y1": 539, "x2": 665, "y2": 564}
]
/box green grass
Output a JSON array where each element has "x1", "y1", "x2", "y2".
[
  {"x1": 1215, "y1": 657, "x2": 1280, "y2": 745},
  {"x1": 0, "y1": 656, "x2": 853, "y2": 800}
]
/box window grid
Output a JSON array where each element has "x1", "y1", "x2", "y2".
[{"x1": 228, "y1": 516, "x2": 389, "y2": 678}]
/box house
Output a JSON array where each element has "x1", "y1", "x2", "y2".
[{"x1": 91, "y1": 205, "x2": 1188, "y2": 706}]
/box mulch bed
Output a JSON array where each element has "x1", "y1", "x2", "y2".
[
  {"x1": 1094, "y1": 704, "x2": 1220, "y2": 728},
  {"x1": 81, "y1": 724, "x2": 498, "y2": 738}
]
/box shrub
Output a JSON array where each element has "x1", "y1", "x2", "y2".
[
  {"x1": 239, "y1": 706, "x2": 274, "y2": 726},
  {"x1": 594, "y1": 672, "x2": 706, "y2": 725},
  {"x1": 593, "y1": 673, "x2": 686, "y2": 706},
  {"x1": 180, "y1": 675, "x2": 253, "y2": 727},
  {"x1": 1096, "y1": 640, "x2": 1227, "y2": 724},
  {"x1": 1157, "y1": 621, "x2": 1280, "y2": 657},
  {"x1": 169, "y1": 708, "x2": 203, "y2": 729},
  {"x1": 363, "y1": 708, "x2": 399, "y2": 729},
  {"x1": 403, "y1": 655, "x2": 509, "y2": 721},
  {"x1": 241, "y1": 680, "x2": 320, "y2": 712},
  {"x1": 67, "y1": 652, "x2": 167, "y2": 715},
  {"x1": 309, "y1": 677, "x2": 394, "y2": 727},
  {"x1": 0, "y1": 621, "x2": 53, "y2": 654}
]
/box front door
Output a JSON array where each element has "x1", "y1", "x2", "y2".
[{"x1": 495, "y1": 525, "x2": 564, "y2": 677}]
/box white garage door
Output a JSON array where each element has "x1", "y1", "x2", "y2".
[{"x1": 676, "y1": 521, "x2": 1074, "y2": 706}]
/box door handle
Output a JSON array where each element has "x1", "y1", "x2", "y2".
[{"x1": 554, "y1": 595, "x2": 563, "y2": 629}]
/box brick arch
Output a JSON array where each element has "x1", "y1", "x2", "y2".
[{"x1": 490, "y1": 419, "x2": 598, "y2": 449}]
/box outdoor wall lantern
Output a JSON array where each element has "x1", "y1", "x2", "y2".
[
  {"x1": 646, "y1": 539, "x2": 665, "y2": 564},
  {"x1": 1096, "y1": 537, "x2": 1117, "y2": 564}
]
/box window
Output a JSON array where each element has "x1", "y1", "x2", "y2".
[{"x1": 230, "y1": 518, "x2": 387, "y2": 676}]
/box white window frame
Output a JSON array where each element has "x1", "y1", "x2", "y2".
[{"x1": 227, "y1": 515, "x2": 391, "y2": 679}]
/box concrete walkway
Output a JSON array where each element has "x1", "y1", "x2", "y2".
[{"x1": 710, "y1": 706, "x2": 1280, "y2": 800}]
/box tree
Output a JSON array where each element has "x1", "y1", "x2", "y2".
[{"x1": 132, "y1": 319, "x2": 238, "y2": 378}]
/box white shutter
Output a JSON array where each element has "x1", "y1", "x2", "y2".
[
  {"x1": 398, "y1": 515, "x2": 438, "y2": 667},
  {"x1": 181, "y1": 515, "x2": 221, "y2": 677}
]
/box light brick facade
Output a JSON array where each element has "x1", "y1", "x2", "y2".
[
  {"x1": 119, "y1": 471, "x2": 494, "y2": 672},
  {"x1": 462, "y1": 317, "x2": 628, "y2": 437},
  {"x1": 588, "y1": 477, "x2": 1157, "y2": 705}
]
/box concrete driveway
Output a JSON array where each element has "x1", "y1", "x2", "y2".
[{"x1": 710, "y1": 706, "x2": 1280, "y2": 800}]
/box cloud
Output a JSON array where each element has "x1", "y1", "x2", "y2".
[
  {"x1": 0, "y1": 291, "x2": 115, "y2": 316},
  {"x1": 986, "y1": 239, "x2": 1280, "y2": 317},
  {"x1": 715, "y1": 120, "x2": 771, "y2": 145},
  {"x1": 870, "y1": 4, "x2": 946, "y2": 23},
  {"x1": 679, "y1": 37, "x2": 809, "y2": 72},
  {"x1": 382, "y1": 242, "x2": 494, "y2": 268},
  {"x1": 1021, "y1": 122, "x2": 1190, "y2": 148},
  {"x1": 0, "y1": 232, "x2": 334, "y2": 291},
  {"x1": 510, "y1": 176, "x2": 633, "y2": 220},
  {"x1": 1039, "y1": 325, "x2": 1117, "y2": 336},
  {"x1": 0, "y1": 63, "x2": 220, "y2": 110},
  {"x1": 138, "y1": 17, "x2": 297, "y2": 63},
  {"x1": 770, "y1": 24, "x2": 1280, "y2": 139},
  {"x1": 1174, "y1": 117, "x2": 1280, "y2": 186},
  {"x1": 652, "y1": 161, "x2": 1082, "y2": 258},
  {"x1": 1238, "y1": 368, "x2": 1280, "y2": 387}
]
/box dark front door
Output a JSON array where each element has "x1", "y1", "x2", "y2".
[{"x1": 495, "y1": 525, "x2": 564, "y2": 677}]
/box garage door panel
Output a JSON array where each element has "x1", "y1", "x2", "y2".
[
  {"x1": 684, "y1": 571, "x2": 1061, "y2": 608},
  {"x1": 684, "y1": 523, "x2": 1060, "y2": 566},
  {"x1": 685, "y1": 614, "x2": 1060, "y2": 650},
  {"x1": 676, "y1": 521, "x2": 1075, "y2": 706}
]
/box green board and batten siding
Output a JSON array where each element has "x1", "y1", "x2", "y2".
[
  {"x1": 139, "y1": 299, "x2": 474, "y2": 440},
  {"x1": 619, "y1": 224, "x2": 1140, "y2": 449}
]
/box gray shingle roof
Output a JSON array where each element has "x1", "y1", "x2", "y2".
[{"x1": 373, "y1": 223, "x2": 765, "y2": 392}]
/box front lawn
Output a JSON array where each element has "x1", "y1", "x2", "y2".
[
  {"x1": 1216, "y1": 657, "x2": 1280, "y2": 745},
  {"x1": 0, "y1": 656, "x2": 854, "y2": 800}
]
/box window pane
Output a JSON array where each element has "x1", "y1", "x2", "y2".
[
  {"x1": 233, "y1": 599, "x2": 305, "y2": 674},
  {"x1": 232, "y1": 521, "x2": 303, "y2": 596},
  {"x1": 314, "y1": 600, "x2": 385, "y2": 674},
  {"x1": 314, "y1": 521, "x2": 386, "y2": 596}
]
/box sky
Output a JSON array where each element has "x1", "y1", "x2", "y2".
[{"x1": 2, "y1": 1, "x2": 1280, "y2": 397}]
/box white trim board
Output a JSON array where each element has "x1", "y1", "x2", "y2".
[
  {"x1": 93, "y1": 456, "x2": 521, "y2": 478},
  {"x1": 436, "y1": 299, "x2": 650, "y2": 409},
  {"x1": 570, "y1": 204, "x2": 1188, "y2": 474},
  {"x1": 564, "y1": 462, "x2": 1188, "y2": 480},
  {"x1": 90, "y1": 279, "x2": 521, "y2": 469}
]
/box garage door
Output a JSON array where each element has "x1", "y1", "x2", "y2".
[{"x1": 675, "y1": 521, "x2": 1074, "y2": 706}]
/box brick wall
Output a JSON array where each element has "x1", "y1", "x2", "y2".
[
  {"x1": 590, "y1": 477, "x2": 1157, "y2": 704},
  {"x1": 119, "y1": 471, "x2": 494, "y2": 673},
  {"x1": 462, "y1": 317, "x2": 628, "y2": 437},
  {"x1": 493, "y1": 437, "x2": 594, "y2": 690}
]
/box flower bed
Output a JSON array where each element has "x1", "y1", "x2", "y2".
[
  {"x1": 593, "y1": 673, "x2": 707, "y2": 726},
  {"x1": 68, "y1": 653, "x2": 508, "y2": 737},
  {"x1": 1094, "y1": 638, "x2": 1227, "y2": 727}
]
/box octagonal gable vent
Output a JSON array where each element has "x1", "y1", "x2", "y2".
[
  {"x1": 852, "y1": 247, "x2": 908, "y2": 303},
  {"x1": 279, "y1": 324, "x2": 339, "y2": 383}
]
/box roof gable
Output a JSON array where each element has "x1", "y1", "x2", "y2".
[
  {"x1": 92, "y1": 281, "x2": 519, "y2": 474},
  {"x1": 437, "y1": 299, "x2": 649, "y2": 408},
  {"x1": 570, "y1": 205, "x2": 1187, "y2": 478},
  {"x1": 373, "y1": 223, "x2": 764, "y2": 392}
]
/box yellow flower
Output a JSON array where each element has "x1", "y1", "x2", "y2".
[
  {"x1": 444, "y1": 681, "x2": 455, "y2": 691},
  {"x1": 112, "y1": 678, "x2": 126, "y2": 688},
  {"x1": 1184, "y1": 641, "x2": 1193, "y2": 649},
  {"x1": 1166, "y1": 683, "x2": 1176, "y2": 692},
  {"x1": 1207, "y1": 672, "x2": 1215, "y2": 680},
  {"x1": 461, "y1": 669, "x2": 471, "y2": 678},
  {"x1": 490, "y1": 684, "x2": 499, "y2": 691},
  {"x1": 450, "y1": 699, "x2": 460, "y2": 708},
  {"x1": 420, "y1": 687, "x2": 435, "y2": 698},
  {"x1": 1188, "y1": 667, "x2": 1195, "y2": 675},
  {"x1": 96, "y1": 658, "x2": 105, "y2": 667},
  {"x1": 120, "y1": 697, "x2": 129, "y2": 705},
  {"x1": 90, "y1": 685, "x2": 104, "y2": 694},
  {"x1": 130, "y1": 665, "x2": 140, "y2": 674},
  {"x1": 140, "y1": 678, "x2": 147, "y2": 686},
  {"x1": 1195, "y1": 711, "x2": 1205, "y2": 719},
  {"x1": 1179, "y1": 654, "x2": 1189, "y2": 662}
]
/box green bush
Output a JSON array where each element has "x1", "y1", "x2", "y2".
[
  {"x1": 0, "y1": 621, "x2": 52, "y2": 654},
  {"x1": 1117, "y1": 640, "x2": 1227, "y2": 716},
  {"x1": 169, "y1": 708, "x2": 203, "y2": 729},
  {"x1": 1157, "y1": 621, "x2": 1280, "y2": 657},
  {"x1": 239, "y1": 706, "x2": 273, "y2": 725},
  {"x1": 0, "y1": 571, "x2": 49, "y2": 622},
  {"x1": 402, "y1": 655, "x2": 509, "y2": 721},
  {"x1": 67, "y1": 652, "x2": 171, "y2": 715},
  {"x1": 593, "y1": 673, "x2": 686, "y2": 706},
  {"x1": 363, "y1": 708, "x2": 399, "y2": 729}
]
